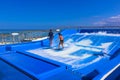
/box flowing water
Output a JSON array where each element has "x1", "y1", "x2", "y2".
[{"x1": 27, "y1": 32, "x2": 120, "y2": 70}]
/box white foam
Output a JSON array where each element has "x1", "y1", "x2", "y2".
[
  {"x1": 79, "y1": 32, "x2": 120, "y2": 36},
  {"x1": 97, "y1": 42, "x2": 113, "y2": 53},
  {"x1": 27, "y1": 32, "x2": 119, "y2": 69},
  {"x1": 72, "y1": 56, "x2": 102, "y2": 69},
  {"x1": 98, "y1": 42, "x2": 113, "y2": 48},
  {"x1": 28, "y1": 48, "x2": 95, "y2": 69},
  {"x1": 32, "y1": 37, "x2": 48, "y2": 41},
  {"x1": 75, "y1": 39, "x2": 92, "y2": 46},
  {"x1": 27, "y1": 42, "x2": 102, "y2": 69},
  {"x1": 81, "y1": 47, "x2": 102, "y2": 52}
]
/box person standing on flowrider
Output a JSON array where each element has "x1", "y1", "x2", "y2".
[
  {"x1": 58, "y1": 33, "x2": 64, "y2": 49},
  {"x1": 48, "y1": 29, "x2": 54, "y2": 47}
]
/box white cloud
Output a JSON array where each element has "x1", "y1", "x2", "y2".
[
  {"x1": 94, "y1": 21, "x2": 107, "y2": 26},
  {"x1": 110, "y1": 15, "x2": 120, "y2": 19},
  {"x1": 93, "y1": 15, "x2": 120, "y2": 26}
]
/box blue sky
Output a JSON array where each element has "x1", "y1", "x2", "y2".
[{"x1": 0, "y1": 0, "x2": 120, "y2": 29}]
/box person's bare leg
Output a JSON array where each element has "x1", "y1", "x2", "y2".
[
  {"x1": 50, "y1": 39, "x2": 53, "y2": 47},
  {"x1": 50, "y1": 40, "x2": 52, "y2": 46},
  {"x1": 62, "y1": 43, "x2": 64, "y2": 48}
]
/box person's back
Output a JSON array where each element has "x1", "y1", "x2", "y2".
[
  {"x1": 48, "y1": 30, "x2": 53, "y2": 38},
  {"x1": 59, "y1": 35, "x2": 63, "y2": 40},
  {"x1": 58, "y1": 33, "x2": 64, "y2": 49},
  {"x1": 48, "y1": 29, "x2": 54, "y2": 47}
]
